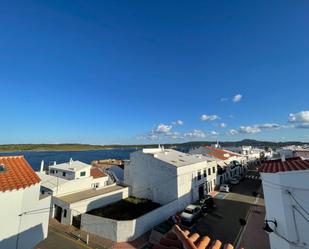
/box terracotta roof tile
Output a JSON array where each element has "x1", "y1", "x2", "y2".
[
  {"x1": 154, "y1": 225, "x2": 240, "y2": 249},
  {"x1": 205, "y1": 146, "x2": 241, "y2": 160},
  {"x1": 0, "y1": 156, "x2": 40, "y2": 192},
  {"x1": 259, "y1": 157, "x2": 309, "y2": 173},
  {"x1": 90, "y1": 167, "x2": 107, "y2": 179}
]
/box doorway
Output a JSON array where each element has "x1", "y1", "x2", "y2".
[
  {"x1": 72, "y1": 215, "x2": 81, "y2": 229},
  {"x1": 54, "y1": 205, "x2": 62, "y2": 222},
  {"x1": 198, "y1": 185, "x2": 204, "y2": 199}
]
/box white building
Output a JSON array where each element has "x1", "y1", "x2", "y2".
[
  {"x1": 0, "y1": 156, "x2": 51, "y2": 249},
  {"x1": 190, "y1": 146, "x2": 245, "y2": 186},
  {"x1": 38, "y1": 160, "x2": 109, "y2": 197},
  {"x1": 48, "y1": 158, "x2": 91, "y2": 180},
  {"x1": 222, "y1": 145, "x2": 264, "y2": 162},
  {"x1": 124, "y1": 147, "x2": 217, "y2": 210},
  {"x1": 239, "y1": 146, "x2": 263, "y2": 161},
  {"x1": 275, "y1": 145, "x2": 309, "y2": 160},
  {"x1": 37, "y1": 159, "x2": 128, "y2": 226},
  {"x1": 259, "y1": 157, "x2": 309, "y2": 249},
  {"x1": 275, "y1": 148, "x2": 294, "y2": 159}
]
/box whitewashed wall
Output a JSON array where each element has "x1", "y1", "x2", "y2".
[
  {"x1": 125, "y1": 150, "x2": 217, "y2": 209},
  {"x1": 53, "y1": 186, "x2": 129, "y2": 225},
  {"x1": 70, "y1": 187, "x2": 129, "y2": 214},
  {"x1": 49, "y1": 167, "x2": 91, "y2": 180},
  {"x1": 261, "y1": 170, "x2": 309, "y2": 249},
  {"x1": 81, "y1": 199, "x2": 179, "y2": 242},
  {"x1": 124, "y1": 151, "x2": 178, "y2": 204},
  {"x1": 54, "y1": 177, "x2": 97, "y2": 197},
  {"x1": 91, "y1": 176, "x2": 109, "y2": 188},
  {"x1": 0, "y1": 183, "x2": 51, "y2": 249}
]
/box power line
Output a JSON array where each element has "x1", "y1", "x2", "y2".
[{"x1": 287, "y1": 191, "x2": 309, "y2": 216}]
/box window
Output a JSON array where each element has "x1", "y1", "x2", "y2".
[
  {"x1": 208, "y1": 168, "x2": 211, "y2": 175},
  {"x1": 80, "y1": 171, "x2": 86, "y2": 177},
  {"x1": 92, "y1": 183, "x2": 99, "y2": 188},
  {"x1": 212, "y1": 167, "x2": 215, "y2": 174},
  {"x1": 41, "y1": 190, "x2": 45, "y2": 195},
  {"x1": 203, "y1": 169, "x2": 207, "y2": 177},
  {"x1": 197, "y1": 171, "x2": 201, "y2": 180},
  {"x1": 63, "y1": 209, "x2": 67, "y2": 218},
  {"x1": 0, "y1": 165, "x2": 5, "y2": 172},
  {"x1": 50, "y1": 170, "x2": 55, "y2": 174},
  {"x1": 62, "y1": 172, "x2": 66, "y2": 177}
]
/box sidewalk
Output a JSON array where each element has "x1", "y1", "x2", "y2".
[
  {"x1": 42, "y1": 219, "x2": 150, "y2": 249},
  {"x1": 112, "y1": 232, "x2": 150, "y2": 249},
  {"x1": 237, "y1": 205, "x2": 270, "y2": 249},
  {"x1": 208, "y1": 190, "x2": 219, "y2": 197},
  {"x1": 48, "y1": 219, "x2": 114, "y2": 249}
]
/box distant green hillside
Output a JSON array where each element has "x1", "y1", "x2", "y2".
[
  {"x1": 0, "y1": 144, "x2": 112, "y2": 152},
  {"x1": 0, "y1": 139, "x2": 307, "y2": 152}
]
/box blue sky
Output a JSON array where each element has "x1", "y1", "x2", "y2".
[{"x1": 0, "y1": 0, "x2": 308, "y2": 144}]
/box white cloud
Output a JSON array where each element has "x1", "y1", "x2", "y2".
[
  {"x1": 172, "y1": 120, "x2": 184, "y2": 125},
  {"x1": 288, "y1": 111, "x2": 309, "y2": 129},
  {"x1": 258, "y1": 123, "x2": 281, "y2": 129},
  {"x1": 239, "y1": 125, "x2": 261, "y2": 134},
  {"x1": 184, "y1": 129, "x2": 206, "y2": 138},
  {"x1": 155, "y1": 124, "x2": 172, "y2": 133},
  {"x1": 232, "y1": 94, "x2": 242, "y2": 103},
  {"x1": 227, "y1": 129, "x2": 239, "y2": 135},
  {"x1": 211, "y1": 131, "x2": 219, "y2": 136},
  {"x1": 218, "y1": 122, "x2": 227, "y2": 128},
  {"x1": 148, "y1": 134, "x2": 159, "y2": 140},
  {"x1": 137, "y1": 133, "x2": 159, "y2": 141},
  {"x1": 227, "y1": 122, "x2": 284, "y2": 136},
  {"x1": 289, "y1": 111, "x2": 309, "y2": 123},
  {"x1": 200, "y1": 114, "x2": 220, "y2": 121}
]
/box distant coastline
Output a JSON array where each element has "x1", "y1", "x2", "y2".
[
  {"x1": 0, "y1": 139, "x2": 307, "y2": 153},
  {"x1": 0, "y1": 144, "x2": 125, "y2": 153}
]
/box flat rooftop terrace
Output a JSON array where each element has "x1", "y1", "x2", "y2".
[{"x1": 57, "y1": 184, "x2": 126, "y2": 204}]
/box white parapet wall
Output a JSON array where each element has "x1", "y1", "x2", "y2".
[{"x1": 81, "y1": 199, "x2": 179, "y2": 242}]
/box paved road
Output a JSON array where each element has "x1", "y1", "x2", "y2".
[
  {"x1": 194, "y1": 171, "x2": 263, "y2": 245},
  {"x1": 36, "y1": 227, "x2": 92, "y2": 249}
]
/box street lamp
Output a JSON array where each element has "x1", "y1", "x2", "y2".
[{"x1": 263, "y1": 219, "x2": 277, "y2": 233}]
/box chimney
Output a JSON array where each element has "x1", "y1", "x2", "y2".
[
  {"x1": 40, "y1": 160, "x2": 44, "y2": 172},
  {"x1": 53, "y1": 161, "x2": 57, "y2": 166},
  {"x1": 281, "y1": 154, "x2": 286, "y2": 162},
  {"x1": 69, "y1": 158, "x2": 73, "y2": 164}
]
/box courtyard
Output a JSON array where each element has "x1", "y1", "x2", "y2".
[{"x1": 87, "y1": 196, "x2": 161, "y2": 220}]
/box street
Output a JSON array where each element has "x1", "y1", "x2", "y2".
[
  {"x1": 37, "y1": 170, "x2": 264, "y2": 249},
  {"x1": 36, "y1": 227, "x2": 92, "y2": 249},
  {"x1": 194, "y1": 170, "x2": 263, "y2": 245}
]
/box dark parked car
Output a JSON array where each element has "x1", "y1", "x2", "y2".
[{"x1": 199, "y1": 195, "x2": 216, "y2": 212}]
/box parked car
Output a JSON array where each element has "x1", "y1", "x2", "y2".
[
  {"x1": 199, "y1": 195, "x2": 216, "y2": 212},
  {"x1": 230, "y1": 178, "x2": 240, "y2": 185},
  {"x1": 220, "y1": 184, "x2": 230, "y2": 192},
  {"x1": 180, "y1": 204, "x2": 202, "y2": 224}
]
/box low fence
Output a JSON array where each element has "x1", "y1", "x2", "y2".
[{"x1": 81, "y1": 199, "x2": 179, "y2": 242}]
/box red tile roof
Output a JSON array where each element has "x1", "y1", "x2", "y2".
[
  {"x1": 91, "y1": 167, "x2": 107, "y2": 179},
  {"x1": 153, "y1": 225, "x2": 241, "y2": 249},
  {"x1": 205, "y1": 146, "x2": 241, "y2": 160},
  {"x1": 0, "y1": 156, "x2": 41, "y2": 192},
  {"x1": 259, "y1": 157, "x2": 309, "y2": 173}
]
